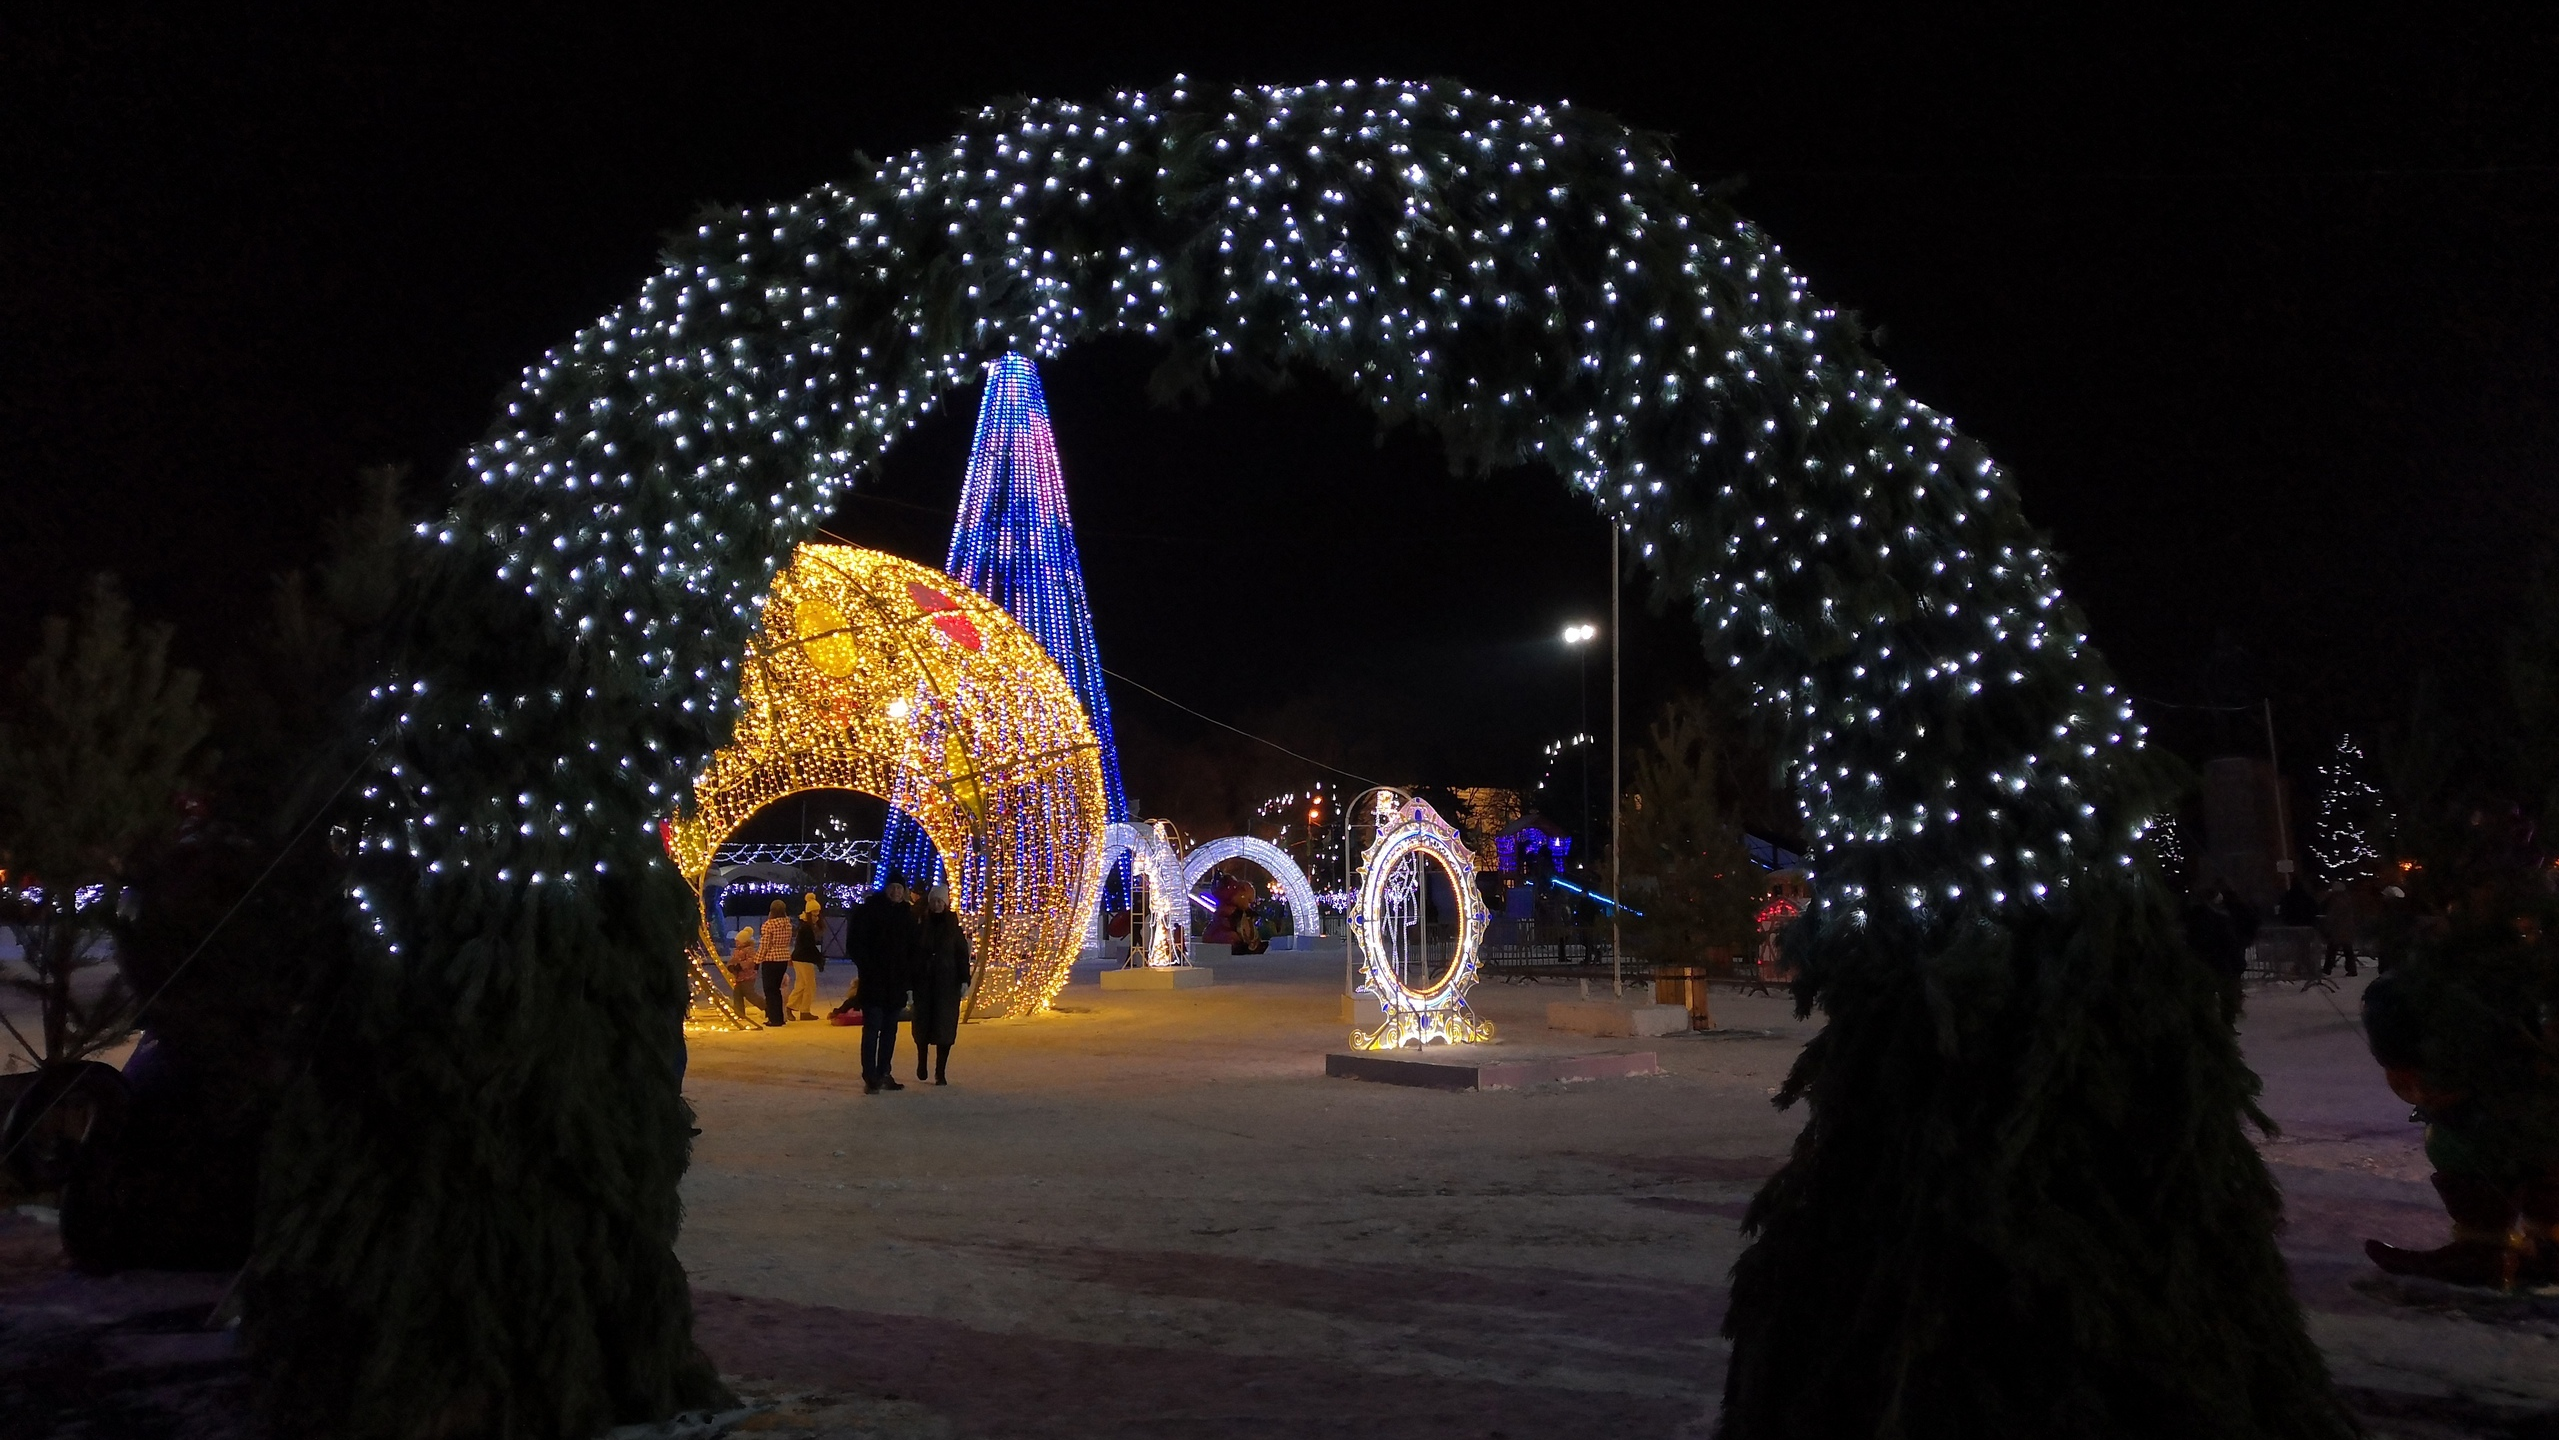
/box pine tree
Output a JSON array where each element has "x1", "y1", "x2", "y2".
[
  {"x1": 0, "y1": 576, "x2": 210, "y2": 1064},
  {"x1": 2311, "y1": 734, "x2": 2383, "y2": 883},
  {"x1": 1619, "y1": 698, "x2": 1762, "y2": 963}
]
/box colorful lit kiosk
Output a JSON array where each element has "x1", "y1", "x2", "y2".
[{"x1": 662, "y1": 543, "x2": 1107, "y2": 1020}]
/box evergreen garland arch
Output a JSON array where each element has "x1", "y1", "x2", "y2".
[{"x1": 252, "y1": 78, "x2": 2349, "y2": 1438}]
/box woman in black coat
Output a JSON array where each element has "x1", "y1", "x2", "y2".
[{"x1": 910, "y1": 885, "x2": 973, "y2": 1085}]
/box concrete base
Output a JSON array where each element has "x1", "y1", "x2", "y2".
[
  {"x1": 1188, "y1": 943, "x2": 1231, "y2": 964},
  {"x1": 1325, "y1": 1050, "x2": 1660, "y2": 1091},
  {"x1": 1099, "y1": 966, "x2": 1217, "y2": 991},
  {"x1": 1546, "y1": 1000, "x2": 1693, "y2": 1037},
  {"x1": 1338, "y1": 993, "x2": 1386, "y2": 1028}
]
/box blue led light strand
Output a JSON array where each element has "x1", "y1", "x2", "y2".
[{"x1": 881, "y1": 355, "x2": 1133, "y2": 888}]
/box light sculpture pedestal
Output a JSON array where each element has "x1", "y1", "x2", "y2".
[
  {"x1": 1325, "y1": 1050, "x2": 1662, "y2": 1091},
  {"x1": 1099, "y1": 966, "x2": 1217, "y2": 991},
  {"x1": 1545, "y1": 1000, "x2": 1694, "y2": 1038},
  {"x1": 1346, "y1": 795, "x2": 1493, "y2": 1049}
]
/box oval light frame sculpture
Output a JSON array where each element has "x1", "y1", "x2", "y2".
[
  {"x1": 1091, "y1": 819, "x2": 1188, "y2": 966},
  {"x1": 253, "y1": 76, "x2": 2349, "y2": 1440},
  {"x1": 1347, "y1": 797, "x2": 1493, "y2": 1049},
  {"x1": 1180, "y1": 834, "x2": 1323, "y2": 940},
  {"x1": 664, "y1": 543, "x2": 1107, "y2": 1018}
]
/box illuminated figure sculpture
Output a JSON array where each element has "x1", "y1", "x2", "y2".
[
  {"x1": 883, "y1": 354, "x2": 1132, "y2": 888},
  {"x1": 665, "y1": 543, "x2": 1108, "y2": 1018},
  {"x1": 1348, "y1": 792, "x2": 1493, "y2": 1049}
]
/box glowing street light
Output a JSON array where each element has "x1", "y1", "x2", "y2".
[{"x1": 1560, "y1": 623, "x2": 1601, "y2": 879}]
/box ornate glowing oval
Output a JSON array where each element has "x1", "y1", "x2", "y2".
[
  {"x1": 1347, "y1": 798, "x2": 1493, "y2": 1049},
  {"x1": 665, "y1": 543, "x2": 1107, "y2": 1017}
]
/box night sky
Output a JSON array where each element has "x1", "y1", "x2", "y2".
[{"x1": 5, "y1": 12, "x2": 2549, "y2": 834}]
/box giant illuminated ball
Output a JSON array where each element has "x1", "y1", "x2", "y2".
[{"x1": 664, "y1": 543, "x2": 1107, "y2": 1017}]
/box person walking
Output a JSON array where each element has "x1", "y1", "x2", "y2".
[
  {"x1": 843, "y1": 879, "x2": 919, "y2": 1092},
  {"x1": 755, "y1": 898, "x2": 795, "y2": 1026},
  {"x1": 2182, "y1": 887, "x2": 2245, "y2": 1024},
  {"x1": 2276, "y1": 876, "x2": 2317, "y2": 927},
  {"x1": 911, "y1": 884, "x2": 973, "y2": 1085},
  {"x1": 727, "y1": 924, "x2": 759, "y2": 1006},
  {"x1": 787, "y1": 893, "x2": 824, "y2": 1020},
  {"x1": 2319, "y1": 880, "x2": 2367, "y2": 977}
]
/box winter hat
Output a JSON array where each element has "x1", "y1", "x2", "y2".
[{"x1": 926, "y1": 885, "x2": 951, "y2": 912}]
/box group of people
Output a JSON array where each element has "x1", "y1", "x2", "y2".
[
  {"x1": 725, "y1": 878, "x2": 974, "y2": 1091},
  {"x1": 2183, "y1": 873, "x2": 2414, "y2": 1020},
  {"x1": 730, "y1": 894, "x2": 831, "y2": 1023}
]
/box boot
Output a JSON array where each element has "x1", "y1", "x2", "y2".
[
  {"x1": 2519, "y1": 1173, "x2": 2557, "y2": 1289},
  {"x1": 2365, "y1": 1171, "x2": 2526, "y2": 1289}
]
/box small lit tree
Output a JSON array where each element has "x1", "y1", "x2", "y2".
[
  {"x1": 2312, "y1": 733, "x2": 2384, "y2": 884},
  {"x1": 2148, "y1": 813, "x2": 2189, "y2": 883},
  {"x1": 0, "y1": 577, "x2": 210, "y2": 1064},
  {"x1": 1620, "y1": 697, "x2": 1762, "y2": 964}
]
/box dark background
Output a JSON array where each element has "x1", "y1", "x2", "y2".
[{"x1": 5, "y1": 9, "x2": 2550, "y2": 840}]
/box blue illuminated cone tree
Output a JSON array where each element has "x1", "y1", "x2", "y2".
[{"x1": 882, "y1": 355, "x2": 1132, "y2": 888}]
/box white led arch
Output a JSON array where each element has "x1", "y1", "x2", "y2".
[
  {"x1": 1347, "y1": 797, "x2": 1493, "y2": 1049},
  {"x1": 1180, "y1": 835, "x2": 1323, "y2": 939},
  {"x1": 1092, "y1": 819, "x2": 1188, "y2": 967}
]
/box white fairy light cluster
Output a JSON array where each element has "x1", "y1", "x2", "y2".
[
  {"x1": 343, "y1": 75, "x2": 2160, "y2": 980},
  {"x1": 2311, "y1": 734, "x2": 2385, "y2": 884}
]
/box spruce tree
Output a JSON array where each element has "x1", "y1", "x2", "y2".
[
  {"x1": 1619, "y1": 697, "x2": 1762, "y2": 965},
  {"x1": 0, "y1": 576, "x2": 210, "y2": 1065},
  {"x1": 2311, "y1": 734, "x2": 2384, "y2": 883}
]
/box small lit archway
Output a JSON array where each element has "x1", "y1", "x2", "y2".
[
  {"x1": 1180, "y1": 835, "x2": 1322, "y2": 938},
  {"x1": 1090, "y1": 819, "x2": 1186, "y2": 966},
  {"x1": 663, "y1": 543, "x2": 1107, "y2": 1017}
]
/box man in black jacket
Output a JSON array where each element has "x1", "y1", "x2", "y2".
[
  {"x1": 2183, "y1": 887, "x2": 2246, "y2": 1024},
  {"x1": 837, "y1": 879, "x2": 919, "y2": 1093}
]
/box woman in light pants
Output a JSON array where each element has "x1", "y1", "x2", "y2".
[{"x1": 786, "y1": 893, "x2": 824, "y2": 1020}]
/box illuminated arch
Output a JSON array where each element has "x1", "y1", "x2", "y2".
[
  {"x1": 1347, "y1": 796, "x2": 1493, "y2": 1048},
  {"x1": 1180, "y1": 835, "x2": 1322, "y2": 938},
  {"x1": 663, "y1": 543, "x2": 1106, "y2": 1017},
  {"x1": 1090, "y1": 819, "x2": 1186, "y2": 966},
  {"x1": 263, "y1": 77, "x2": 2330, "y2": 1440}
]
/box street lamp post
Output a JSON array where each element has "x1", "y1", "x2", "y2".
[
  {"x1": 1609, "y1": 526, "x2": 1622, "y2": 999},
  {"x1": 1562, "y1": 617, "x2": 1612, "y2": 989},
  {"x1": 1562, "y1": 622, "x2": 1598, "y2": 880}
]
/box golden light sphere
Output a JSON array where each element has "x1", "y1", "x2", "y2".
[{"x1": 666, "y1": 543, "x2": 1108, "y2": 1018}]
